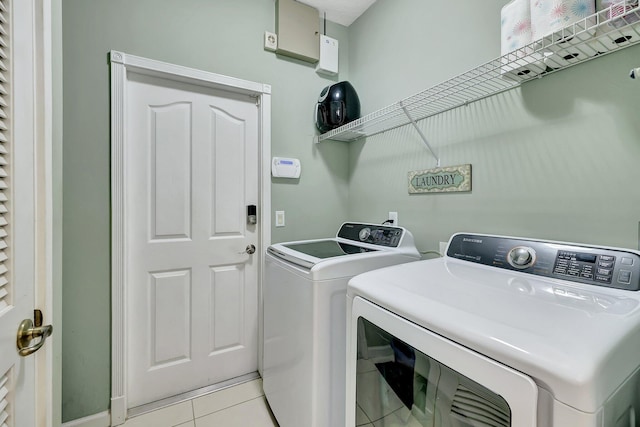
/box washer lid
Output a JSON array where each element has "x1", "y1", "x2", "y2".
[
  {"x1": 282, "y1": 240, "x2": 377, "y2": 259},
  {"x1": 268, "y1": 238, "x2": 374, "y2": 269},
  {"x1": 348, "y1": 257, "x2": 640, "y2": 413}
]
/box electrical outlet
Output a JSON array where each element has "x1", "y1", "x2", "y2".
[
  {"x1": 275, "y1": 210, "x2": 285, "y2": 227},
  {"x1": 439, "y1": 241, "x2": 447, "y2": 256},
  {"x1": 388, "y1": 211, "x2": 398, "y2": 225},
  {"x1": 264, "y1": 31, "x2": 278, "y2": 51}
]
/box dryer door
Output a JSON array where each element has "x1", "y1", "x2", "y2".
[{"x1": 346, "y1": 297, "x2": 539, "y2": 427}]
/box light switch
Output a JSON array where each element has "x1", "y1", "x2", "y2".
[{"x1": 275, "y1": 211, "x2": 285, "y2": 227}]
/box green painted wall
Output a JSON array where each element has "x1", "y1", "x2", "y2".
[
  {"x1": 61, "y1": 0, "x2": 349, "y2": 421},
  {"x1": 347, "y1": 0, "x2": 640, "y2": 253}
]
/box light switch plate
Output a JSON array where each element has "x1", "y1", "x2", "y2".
[{"x1": 276, "y1": 211, "x2": 285, "y2": 227}]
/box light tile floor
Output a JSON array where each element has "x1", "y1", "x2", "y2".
[
  {"x1": 356, "y1": 359, "x2": 424, "y2": 427},
  {"x1": 122, "y1": 379, "x2": 279, "y2": 427}
]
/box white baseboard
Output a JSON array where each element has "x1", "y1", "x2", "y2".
[{"x1": 61, "y1": 411, "x2": 110, "y2": 427}]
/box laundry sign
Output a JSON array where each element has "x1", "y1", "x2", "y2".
[{"x1": 408, "y1": 164, "x2": 472, "y2": 194}]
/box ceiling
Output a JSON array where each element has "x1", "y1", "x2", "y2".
[{"x1": 297, "y1": 0, "x2": 377, "y2": 27}]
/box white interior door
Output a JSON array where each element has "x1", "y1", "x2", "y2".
[
  {"x1": 0, "y1": 0, "x2": 53, "y2": 426},
  {"x1": 124, "y1": 71, "x2": 260, "y2": 407}
]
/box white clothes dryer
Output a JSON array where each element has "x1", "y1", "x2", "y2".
[
  {"x1": 263, "y1": 222, "x2": 421, "y2": 427},
  {"x1": 346, "y1": 233, "x2": 640, "y2": 427}
]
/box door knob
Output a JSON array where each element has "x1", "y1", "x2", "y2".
[
  {"x1": 245, "y1": 244, "x2": 256, "y2": 255},
  {"x1": 17, "y1": 311, "x2": 53, "y2": 357}
]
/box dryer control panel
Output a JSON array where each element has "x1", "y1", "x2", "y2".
[
  {"x1": 447, "y1": 233, "x2": 640, "y2": 291},
  {"x1": 338, "y1": 222, "x2": 405, "y2": 247}
]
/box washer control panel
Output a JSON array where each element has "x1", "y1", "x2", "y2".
[
  {"x1": 447, "y1": 233, "x2": 640, "y2": 291},
  {"x1": 337, "y1": 222, "x2": 405, "y2": 247},
  {"x1": 507, "y1": 246, "x2": 537, "y2": 269}
]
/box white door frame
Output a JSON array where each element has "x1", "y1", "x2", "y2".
[
  {"x1": 22, "y1": 0, "x2": 54, "y2": 424},
  {"x1": 34, "y1": 1, "x2": 55, "y2": 424},
  {"x1": 109, "y1": 51, "x2": 271, "y2": 425}
]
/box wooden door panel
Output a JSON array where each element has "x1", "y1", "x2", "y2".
[
  {"x1": 209, "y1": 265, "x2": 246, "y2": 354},
  {"x1": 126, "y1": 72, "x2": 259, "y2": 407},
  {"x1": 149, "y1": 269, "x2": 191, "y2": 367},
  {"x1": 150, "y1": 102, "x2": 192, "y2": 241},
  {"x1": 210, "y1": 106, "x2": 246, "y2": 235}
]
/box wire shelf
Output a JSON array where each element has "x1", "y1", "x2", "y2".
[{"x1": 316, "y1": 1, "x2": 640, "y2": 144}]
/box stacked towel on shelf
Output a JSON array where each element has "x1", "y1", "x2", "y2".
[{"x1": 501, "y1": 0, "x2": 545, "y2": 81}]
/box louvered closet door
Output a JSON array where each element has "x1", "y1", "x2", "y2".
[
  {"x1": 0, "y1": 0, "x2": 43, "y2": 426},
  {"x1": 0, "y1": 0, "x2": 9, "y2": 318},
  {"x1": 0, "y1": 1, "x2": 13, "y2": 421}
]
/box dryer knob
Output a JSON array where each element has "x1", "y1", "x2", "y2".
[
  {"x1": 508, "y1": 246, "x2": 536, "y2": 269},
  {"x1": 359, "y1": 227, "x2": 371, "y2": 241}
]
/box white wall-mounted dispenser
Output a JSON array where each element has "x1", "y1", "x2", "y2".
[
  {"x1": 272, "y1": 157, "x2": 301, "y2": 178},
  {"x1": 316, "y1": 35, "x2": 339, "y2": 76}
]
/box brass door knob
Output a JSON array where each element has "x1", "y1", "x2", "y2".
[{"x1": 17, "y1": 318, "x2": 53, "y2": 357}]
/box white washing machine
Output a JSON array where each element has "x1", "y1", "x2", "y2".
[
  {"x1": 263, "y1": 222, "x2": 421, "y2": 427},
  {"x1": 346, "y1": 233, "x2": 640, "y2": 427}
]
